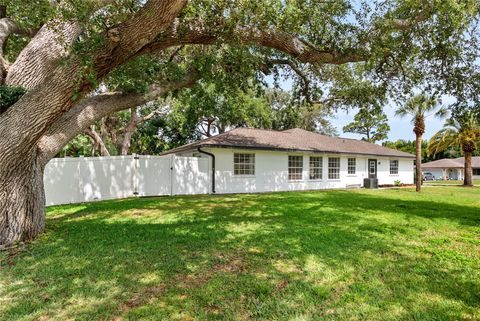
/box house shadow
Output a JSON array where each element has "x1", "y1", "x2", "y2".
[{"x1": 1, "y1": 190, "x2": 479, "y2": 320}]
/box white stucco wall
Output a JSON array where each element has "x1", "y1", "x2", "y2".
[{"x1": 181, "y1": 148, "x2": 414, "y2": 194}]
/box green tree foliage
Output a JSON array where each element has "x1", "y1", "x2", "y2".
[
  {"x1": 60, "y1": 135, "x2": 95, "y2": 157},
  {"x1": 0, "y1": 85, "x2": 26, "y2": 113},
  {"x1": 428, "y1": 109, "x2": 480, "y2": 157},
  {"x1": 395, "y1": 95, "x2": 447, "y2": 134},
  {"x1": 427, "y1": 108, "x2": 480, "y2": 186},
  {"x1": 382, "y1": 139, "x2": 466, "y2": 162},
  {"x1": 343, "y1": 105, "x2": 390, "y2": 143}
]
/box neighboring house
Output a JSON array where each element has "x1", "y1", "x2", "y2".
[
  {"x1": 162, "y1": 128, "x2": 415, "y2": 193},
  {"x1": 422, "y1": 157, "x2": 480, "y2": 180}
]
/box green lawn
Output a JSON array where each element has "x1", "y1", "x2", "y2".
[{"x1": 1, "y1": 187, "x2": 479, "y2": 321}]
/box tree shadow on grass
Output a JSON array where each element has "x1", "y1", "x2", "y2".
[{"x1": 1, "y1": 190, "x2": 479, "y2": 320}]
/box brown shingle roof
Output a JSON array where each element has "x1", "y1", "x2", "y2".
[
  {"x1": 162, "y1": 128, "x2": 414, "y2": 158},
  {"x1": 422, "y1": 157, "x2": 480, "y2": 169}
]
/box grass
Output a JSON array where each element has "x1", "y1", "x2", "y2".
[
  {"x1": 424, "y1": 179, "x2": 480, "y2": 186},
  {"x1": 1, "y1": 187, "x2": 479, "y2": 321}
]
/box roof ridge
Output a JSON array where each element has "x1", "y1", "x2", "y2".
[{"x1": 239, "y1": 127, "x2": 292, "y2": 134}]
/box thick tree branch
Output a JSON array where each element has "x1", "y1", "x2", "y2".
[
  {"x1": 267, "y1": 58, "x2": 345, "y2": 106},
  {"x1": 84, "y1": 126, "x2": 110, "y2": 156},
  {"x1": 37, "y1": 69, "x2": 199, "y2": 163},
  {"x1": 141, "y1": 24, "x2": 367, "y2": 65},
  {"x1": 142, "y1": 6, "x2": 432, "y2": 66},
  {"x1": 119, "y1": 102, "x2": 170, "y2": 154},
  {"x1": 120, "y1": 107, "x2": 138, "y2": 155},
  {"x1": 0, "y1": 18, "x2": 37, "y2": 51},
  {"x1": 6, "y1": 20, "x2": 82, "y2": 89},
  {"x1": 267, "y1": 58, "x2": 315, "y2": 102},
  {"x1": 91, "y1": 0, "x2": 187, "y2": 80},
  {"x1": 391, "y1": 12, "x2": 429, "y2": 31},
  {"x1": 0, "y1": 17, "x2": 37, "y2": 83},
  {"x1": 5, "y1": 0, "x2": 119, "y2": 88}
]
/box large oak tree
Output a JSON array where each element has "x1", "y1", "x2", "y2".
[{"x1": 0, "y1": 0, "x2": 478, "y2": 247}]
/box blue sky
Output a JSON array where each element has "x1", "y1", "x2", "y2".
[{"x1": 334, "y1": 103, "x2": 446, "y2": 142}]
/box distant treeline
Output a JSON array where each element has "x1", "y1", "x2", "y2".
[{"x1": 382, "y1": 140, "x2": 480, "y2": 162}]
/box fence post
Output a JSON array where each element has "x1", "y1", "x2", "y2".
[
  {"x1": 132, "y1": 154, "x2": 139, "y2": 196},
  {"x1": 169, "y1": 154, "x2": 175, "y2": 195},
  {"x1": 78, "y1": 155, "x2": 85, "y2": 202}
]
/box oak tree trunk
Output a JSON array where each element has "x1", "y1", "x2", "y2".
[
  {"x1": 0, "y1": 155, "x2": 46, "y2": 247},
  {"x1": 415, "y1": 134, "x2": 422, "y2": 192},
  {"x1": 464, "y1": 152, "x2": 473, "y2": 187}
]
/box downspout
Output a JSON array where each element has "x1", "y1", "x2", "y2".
[{"x1": 197, "y1": 147, "x2": 216, "y2": 194}]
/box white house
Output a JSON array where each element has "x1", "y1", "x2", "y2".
[
  {"x1": 162, "y1": 128, "x2": 415, "y2": 194},
  {"x1": 422, "y1": 157, "x2": 480, "y2": 180}
]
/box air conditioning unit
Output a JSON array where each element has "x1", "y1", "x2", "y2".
[{"x1": 363, "y1": 178, "x2": 379, "y2": 189}]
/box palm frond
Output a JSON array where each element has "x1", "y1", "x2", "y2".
[{"x1": 427, "y1": 129, "x2": 457, "y2": 156}]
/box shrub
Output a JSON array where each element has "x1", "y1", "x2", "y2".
[{"x1": 0, "y1": 85, "x2": 27, "y2": 113}]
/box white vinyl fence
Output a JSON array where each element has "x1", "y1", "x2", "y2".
[{"x1": 44, "y1": 155, "x2": 211, "y2": 206}]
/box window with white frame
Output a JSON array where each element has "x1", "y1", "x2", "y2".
[
  {"x1": 390, "y1": 160, "x2": 399, "y2": 175},
  {"x1": 309, "y1": 156, "x2": 323, "y2": 180},
  {"x1": 328, "y1": 157, "x2": 340, "y2": 179},
  {"x1": 473, "y1": 168, "x2": 480, "y2": 175},
  {"x1": 288, "y1": 155, "x2": 303, "y2": 180},
  {"x1": 347, "y1": 158, "x2": 356, "y2": 175},
  {"x1": 234, "y1": 153, "x2": 255, "y2": 175}
]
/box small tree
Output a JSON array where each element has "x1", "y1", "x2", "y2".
[
  {"x1": 395, "y1": 94, "x2": 446, "y2": 192},
  {"x1": 427, "y1": 110, "x2": 480, "y2": 186},
  {"x1": 343, "y1": 105, "x2": 390, "y2": 143}
]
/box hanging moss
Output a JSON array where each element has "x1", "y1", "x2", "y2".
[{"x1": 0, "y1": 85, "x2": 26, "y2": 113}]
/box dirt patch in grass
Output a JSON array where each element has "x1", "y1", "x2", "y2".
[
  {"x1": 0, "y1": 244, "x2": 25, "y2": 267},
  {"x1": 113, "y1": 284, "x2": 167, "y2": 320},
  {"x1": 213, "y1": 250, "x2": 250, "y2": 273},
  {"x1": 113, "y1": 251, "x2": 252, "y2": 319}
]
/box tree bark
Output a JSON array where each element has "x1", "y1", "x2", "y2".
[
  {"x1": 464, "y1": 151, "x2": 473, "y2": 187},
  {"x1": 120, "y1": 108, "x2": 138, "y2": 155},
  {"x1": 415, "y1": 133, "x2": 423, "y2": 192},
  {"x1": 0, "y1": 155, "x2": 45, "y2": 248},
  {"x1": 85, "y1": 126, "x2": 110, "y2": 156}
]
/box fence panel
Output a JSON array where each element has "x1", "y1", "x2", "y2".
[
  {"x1": 136, "y1": 155, "x2": 172, "y2": 197},
  {"x1": 44, "y1": 154, "x2": 212, "y2": 206},
  {"x1": 44, "y1": 158, "x2": 83, "y2": 206},
  {"x1": 79, "y1": 156, "x2": 136, "y2": 202}
]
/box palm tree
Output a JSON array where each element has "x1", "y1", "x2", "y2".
[
  {"x1": 427, "y1": 110, "x2": 480, "y2": 186},
  {"x1": 395, "y1": 94, "x2": 447, "y2": 192}
]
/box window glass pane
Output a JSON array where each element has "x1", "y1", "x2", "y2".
[
  {"x1": 328, "y1": 157, "x2": 340, "y2": 179},
  {"x1": 288, "y1": 155, "x2": 303, "y2": 180},
  {"x1": 390, "y1": 160, "x2": 399, "y2": 175},
  {"x1": 348, "y1": 158, "x2": 356, "y2": 175},
  {"x1": 234, "y1": 153, "x2": 255, "y2": 175},
  {"x1": 309, "y1": 156, "x2": 323, "y2": 180}
]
